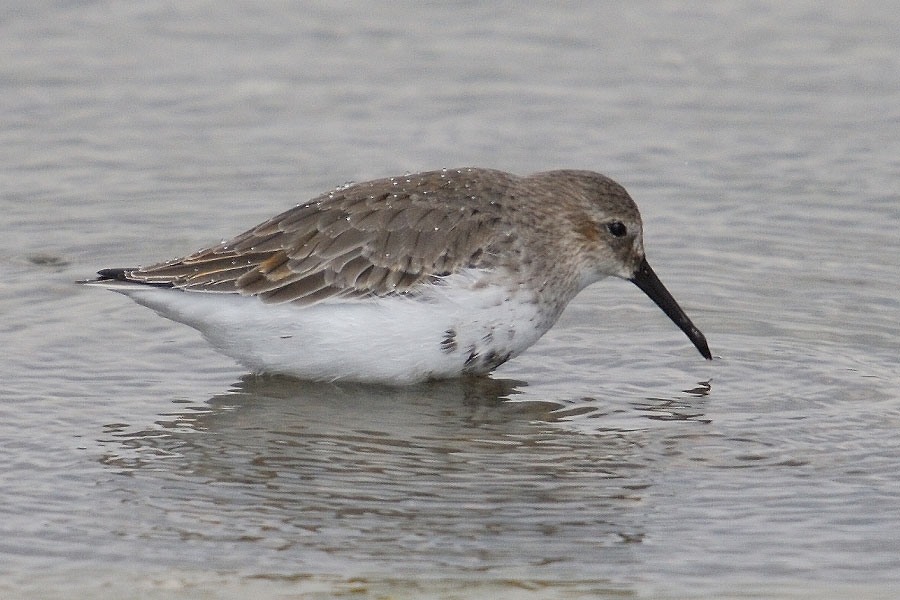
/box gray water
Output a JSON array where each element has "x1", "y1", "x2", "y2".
[{"x1": 2, "y1": 2, "x2": 900, "y2": 598}]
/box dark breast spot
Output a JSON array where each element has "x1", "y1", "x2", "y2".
[
  {"x1": 440, "y1": 329, "x2": 457, "y2": 354},
  {"x1": 462, "y1": 347, "x2": 512, "y2": 373},
  {"x1": 482, "y1": 350, "x2": 512, "y2": 371}
]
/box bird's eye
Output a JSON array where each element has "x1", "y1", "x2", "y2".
[{"x1": 606, "y1": 221, "x2": 627, "y2": 238}]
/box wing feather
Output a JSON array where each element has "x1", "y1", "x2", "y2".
[{"x1": 123, "y1": 169, "x2": 516, "y2": 305}]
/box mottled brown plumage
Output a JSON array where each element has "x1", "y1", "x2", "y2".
[{"x1": 115, "y1": 168, "x2": 640, "y2": 310}]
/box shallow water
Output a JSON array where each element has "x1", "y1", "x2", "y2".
[{"x1": 2, "y1": 1, "x2": 900, "y2": 598}]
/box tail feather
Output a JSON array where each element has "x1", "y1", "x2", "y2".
[
  {"x1": 82, "y1": 268, "x2": 174, "y2": 288},
  {"x1": 96, "y1": 268, "x2": 136, "y2": 282}
]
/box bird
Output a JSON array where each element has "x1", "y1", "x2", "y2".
[{"x1": 84, "y1": 167, "x2": 711, "y2": 384}]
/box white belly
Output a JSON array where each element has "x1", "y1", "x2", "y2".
[{"x1": 109, "y1": 275, "x2": 553, "y2": 384}]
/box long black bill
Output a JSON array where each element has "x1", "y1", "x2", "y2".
[{"x1": 630, "y1": 257, "x2": 712, "y2": 360}]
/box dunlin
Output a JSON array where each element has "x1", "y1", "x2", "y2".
[{"x1": 85, "y1": 168, "x2": 711, "y2": 383}]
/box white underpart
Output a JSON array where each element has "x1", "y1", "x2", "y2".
[{"x1": 97, "y1": 269, "x2": 553, "y2": 384}]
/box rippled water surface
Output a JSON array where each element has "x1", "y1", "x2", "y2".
[{"x1": 2, "y1": 2, "x2": 899, "y2": 598}]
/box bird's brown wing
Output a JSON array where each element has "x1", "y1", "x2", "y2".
[{"x1": 124, "y1": 169, "x2": 515, "y2": 305}]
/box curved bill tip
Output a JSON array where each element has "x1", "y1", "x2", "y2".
[{"x1": 630, "y1": 257, "x2": 712, "y2": 360}]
